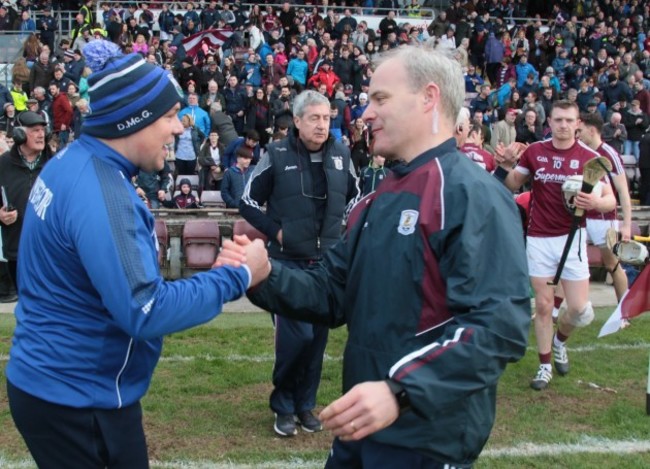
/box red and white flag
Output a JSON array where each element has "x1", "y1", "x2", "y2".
[
  {"x1": 181, "y1": 29, "x2": 234, "y2": 58},
  {"x1": 599, "y1": 265, "x2": 650, "y2": 337}
]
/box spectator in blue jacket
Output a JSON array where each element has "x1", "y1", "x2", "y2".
[
  {"x1": 516, "y1": 55, "x2": 538, "y2": 89},
  {"x1": 241, "y1": 53, "x2": 263, "y2": 88},
  {"x1": 221, "y1": 146, "x2": 254, "y2": 208},
  {"x1": 178, "y1": 92, "x2": 211, "y2": 139},
  {"x1": 287, "y1": 49, "x2": 309, "y2": 87},
  {"x1": 17, "y1": 11, "x2": 35, "y2": 38}
]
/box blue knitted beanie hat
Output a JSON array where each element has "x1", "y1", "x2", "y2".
[{"x1": 81, "y1": 40, "x2": 183, "y2": 138}]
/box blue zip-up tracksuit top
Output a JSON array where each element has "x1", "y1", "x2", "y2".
[{"x1": 6, "y1": 134, "x2": 250, "y2": 409}]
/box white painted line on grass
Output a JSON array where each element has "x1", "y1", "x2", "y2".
[{"x1": 482, "y1": 435, "x2": 650, "y2": 457}]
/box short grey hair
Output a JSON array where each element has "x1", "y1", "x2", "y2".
[
  {"x1": 374, "y1": 45, "x2": 465, "y2": 123},
  {"x1": 293, "y1": 90, "x2": 331, "y2": 118}
]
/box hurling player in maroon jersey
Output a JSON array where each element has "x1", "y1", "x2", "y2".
[
  {"x1": 497, "y1": 100, "x2": 617, "y2": 390},
  {"x1": 577, "y1": 112, "x2": 632, "y2": 301}
]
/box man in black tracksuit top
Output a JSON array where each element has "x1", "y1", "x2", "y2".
[
  {"x1": 240, "y1": 47, "x2": 530, "y2": 467},
  {"x1": 240, "y1": 90, "x2": 358, "y2": 437}
]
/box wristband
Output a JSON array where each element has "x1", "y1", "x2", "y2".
[{"x1": 493, "y1": 166, "x2": 510, "y2": 182}]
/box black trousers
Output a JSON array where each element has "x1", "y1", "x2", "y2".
[
  {"x1": 7, "y1": 380, "x2": 149, "y2": 469},
  {"x1": 324, "y1": 437, "x2": 471, "y2": 469},
  {"x1": 0, "y1": 261, "x2": 15, "y2": 295}
]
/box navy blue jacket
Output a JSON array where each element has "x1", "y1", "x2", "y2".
[
  {"x1": 221, "y1": 164, "x2": 254, "y2": 208},
  {"x1": 240, "y1": 132, "x2": 358, "y2": 260},
  {"x1": 249, "y1": 139, "x2": 530, "y2": 465}
]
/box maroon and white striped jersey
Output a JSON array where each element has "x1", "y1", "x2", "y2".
[{"x1": 516, "y1": 139, "x2": 600, "y2": 237}]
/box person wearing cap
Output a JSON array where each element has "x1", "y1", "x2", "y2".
[
  {"x1": 5, "y1": 40, "x2": 270, "y2": 467},
  {"x1": 0, "y1": 110, "x2": 52, "y2": 301},
  {"x1": 178, "y1": 56, "x2": 202, "y2": 92},
  {"x1": 603, "y1": 73, "x2": 633, "y2": 108},
  {"x1": 351, "y1": 92, "x2": 369, "y2": 120},
  {"x1": 63, "y1": 49, "x2": 84, "y2": 84},
  {"x1": 25, "y1": 97, "x2": 50, "y2": 133},
  {"x1": 0, "y1": 3, "x2": 12, "y2": 31}
]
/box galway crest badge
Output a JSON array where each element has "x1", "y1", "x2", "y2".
[{"x1": 397, "y1": 210, "x2": 419, "y2": 235}]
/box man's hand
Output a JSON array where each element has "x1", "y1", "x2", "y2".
[
  {"x1": 157, "y1": 190, "x2": 165, "y2": 201},
  {"x1": 0, "y1": 206, "x2": 18, "y2": 225},
  {"x1": 214, "y1": 235, "x2": 271, "y2": 287},
  {"x1": 319, "y1": 381, "x2": 400, "y2": 442},
  {"x1": 619, "y1": 221, "x2": 632, "y2": 242},
  {"x1": 495, "y1": 141, "x2": 527, "y2": 166},
  {"x1": 276, "y1": 229, "x2": 283, "y2": 245},
  {"x1": 214, "y1": 237, "x2": 247, "y2": 268},
  {"x1": 574, "y1": 191, "x2": 601, "y2": 211}
]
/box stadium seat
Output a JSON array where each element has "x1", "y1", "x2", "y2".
[
  {"x1": 631, "y1": 220, "x2": 641, "y2": 237},
  {"x1": 621, "y1": 154, "x2": 640, "y2": 199},
  {"x1": 201, "y1": 190, "x2": 227, "y2": 208},
  {"x1": 175, "y1": 174, "x2": 200, "y2": 192},
  {"x1": 154, "y1": 218, "x2": 168, "y2": 268},
  {"x1": 232, "y1": 218, "x2": 268, "y2": 244},
  {"x1": 182, "y1": 220, "x2": 221, "y2": 269}
]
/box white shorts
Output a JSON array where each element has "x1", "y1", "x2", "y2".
[
  {"x1": 586, "y1": 219, "x2": 618, "y2": 247},
  {"x1": 526, "y1": 230, "x2": 590, "y2": 281}
]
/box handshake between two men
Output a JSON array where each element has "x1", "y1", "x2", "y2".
[
  {"x1": 213, "y1": 235, "x2": 404, "y2": 442},
  {"x1": 214, "y1": 235, "x2": 272, "y2": 288}
]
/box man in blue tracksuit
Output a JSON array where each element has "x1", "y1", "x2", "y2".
[
  {"x1": 5, "y1": 40, "x2": 270, "y2": 468},
  {"x1": 240, "y1": 90, "x2": 358, "y2": 437}
]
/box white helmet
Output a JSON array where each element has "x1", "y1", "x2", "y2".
[
  {"x1": 561, "y1": 175, "x2": 602, "y2": 213},
  {"x1": 613, "y1": 241, "x2": 649, "y2": 266}
]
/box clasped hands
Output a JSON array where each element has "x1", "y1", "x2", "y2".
[
  {"x1": 214, "y1": 234, "x2": 271, "y2": 288},
  {"x1": 495, "y1": 141, "x2": 528, "y2": 167}
]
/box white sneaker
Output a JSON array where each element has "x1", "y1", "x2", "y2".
[
  {"x1": 553, "y1": 341, "x2": 570, "y2": 376},
  {"x1": 530, "y1": 365, "x2": 553, "y2": 390}
]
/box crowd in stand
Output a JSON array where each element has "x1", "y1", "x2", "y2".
[{"x1": 1, "y1": 0, "x2": 650, "y2": 204}]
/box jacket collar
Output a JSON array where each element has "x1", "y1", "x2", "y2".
[
  {"x1": 78, "y1": 134, "x2": 139, "y2": 178},
  {"x1": 390, "y1": 138, "x2": 457, "y2": 177}
]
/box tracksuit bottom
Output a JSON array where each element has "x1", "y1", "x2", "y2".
[
  {"x1": 270, "y1": 258, "x2": 329, "y2": 416},
  {"x1": 325, "y1": 437, "x2": 470, "y2": 469},
  {"x1": 7, "y1": 380, "x2": 149, "y2": 469}
]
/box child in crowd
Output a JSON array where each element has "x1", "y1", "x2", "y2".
[
  {"x1": 168, "y1": 178, "x2": 200, "y2": 209},
  {"x1": 221, "y1": 146, "x2": 254, "y2": 209}
]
